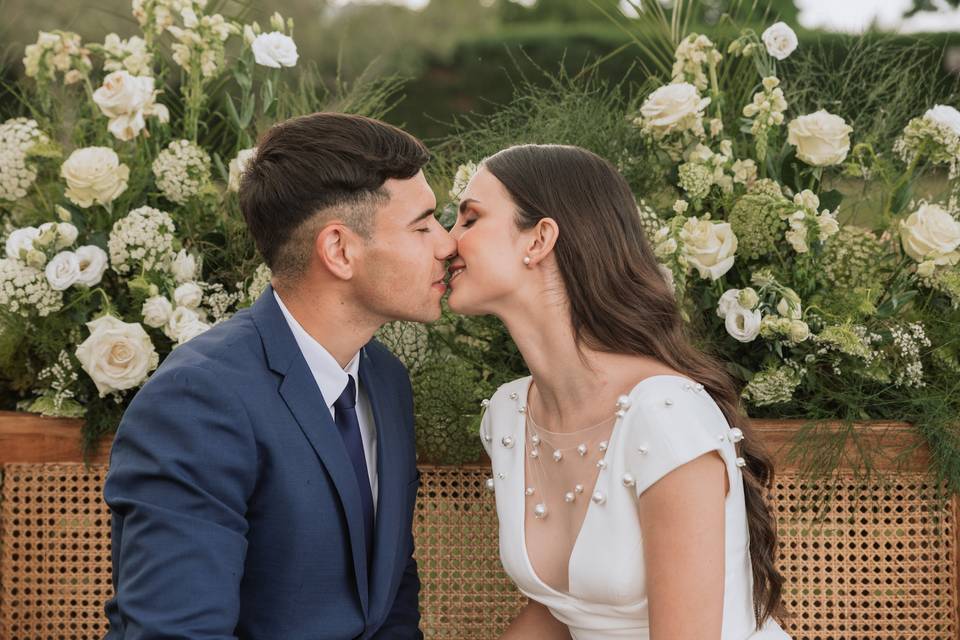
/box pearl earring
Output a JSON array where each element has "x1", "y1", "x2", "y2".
[{"x1": 523, "y1": 256, "x2": 531, "y2": 265}]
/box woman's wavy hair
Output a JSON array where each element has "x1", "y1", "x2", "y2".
[{"x1": 482, "y1": 143, "x2": 786, "y2": 628}]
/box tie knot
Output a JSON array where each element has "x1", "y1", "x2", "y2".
[{"x1": 334, "y1": 375, "x2": 357, "y2": 412}]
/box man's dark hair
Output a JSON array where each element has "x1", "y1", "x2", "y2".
[{"x1": 239, "y1": 112, "x2": 430, "y2": 282}]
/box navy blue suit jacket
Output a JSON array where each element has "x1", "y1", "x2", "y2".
[{"x1": 103, "y1": 286, "x2": 423, "y2": 639}]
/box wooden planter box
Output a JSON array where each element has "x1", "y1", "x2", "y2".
[{"x1": 1, "y1": 411, "x2": 958, "y2": 640}]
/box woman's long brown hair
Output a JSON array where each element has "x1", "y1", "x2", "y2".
[{"x1": 483, "y1": 143, "x2": 786, "y2": 628}]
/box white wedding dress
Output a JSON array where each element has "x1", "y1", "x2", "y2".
[{"x1": 480, "y1": 375, "x2": 792, "y2": 640}]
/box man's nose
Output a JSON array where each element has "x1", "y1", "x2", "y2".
[{"x1": 438, "y1": 228, "x2": 457, "y2": 261}]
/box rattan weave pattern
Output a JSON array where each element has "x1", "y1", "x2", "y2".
[{"x1": 0, "y1": 463, "x2": 956, "y2": 639}]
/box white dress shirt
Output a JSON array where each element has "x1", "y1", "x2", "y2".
[{"x1": 274, "y1": 291, "x2": 378, "y2": 515}]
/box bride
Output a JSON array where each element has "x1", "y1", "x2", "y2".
[{"x1": 447, "y1": 144, "x2": 792, "y2": 639}]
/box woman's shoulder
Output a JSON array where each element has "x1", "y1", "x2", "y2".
[{"x1": 486, "y1": 375, "x2": 533, "y2": 410}]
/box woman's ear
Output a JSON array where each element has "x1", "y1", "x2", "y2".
[{"x1": 525, "y1": 217, "x2": 559, "y2": 266}]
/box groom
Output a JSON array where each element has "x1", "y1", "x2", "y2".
[{"x1": 102, "y1": 113, "x2": 455, "y2": 638}]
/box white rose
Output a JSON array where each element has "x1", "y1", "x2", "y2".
[
  {"x1": 924, "y1": 104, "x2": 960, "y2": 137},
  {"x1": 716, "y1": 289, "x2": 741, "y2": 318},
  {"x1": 680, "y1": 218, "x2": 738, "y2": 280},
  {"x1": 5, "y1": 227, "x2": 40, "y2": 259},
  {"x1": 788, "y1": 319, "x2": 810, "y2": 343},
  {"x1": 227, "y1": 147, "x2": 257, "y2": 192},
  {"x1": 173, "y1": 281, "x2": 203, "y2": 309},
  {"x1": 164, "y1": 305, "x2": 201, "y2": 341},
  {"x1": 899, "y1": 203, "x2": 960, "y2": 266},
  {"x1": 93, "y1": 70, "x2": 154, "y2": 118},
  {"x1": 639, "y1": 82, "x2": 711, "y2": 135},
  {"x1": 75, "y1": 314, "x2": 158, "y2": 396},
  {"x1": 75, "y1": 245, "x2": 108, "y2": 286},
  {"x1": 170, "y1": 249, "x2": 197, "y2": 283},
  {"x1": 251, "y1": 32, "x2": 299, "y2": 68},
  {"x1": 60, "y1": 147, "x2": 130, "y2": 208},
  {"x1": 176, "y1": 320, "x2": 211, "y2": 345},
  {"x1": 787, "y1": 110, "x2": 853, "y2": 166},
  {"x1": 761, "y1": 22, "x2": 798, "y2": 61},
  {"x1": 44, "y1": 251, "x2": 81, "y2": 290},
  {"x1": 725, "y1": 307, "x2": 762, "y2": 342},
  {"x1": 141, "y1": 295, "x2": 173, "y2": 328}
]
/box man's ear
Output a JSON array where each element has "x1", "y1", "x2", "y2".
[
  {"x1": 524, "y1": 217, "x2": 559, "y2": 266},
  {"x1": 315, "y1": 224, "x2": 359, "y2": 281}
]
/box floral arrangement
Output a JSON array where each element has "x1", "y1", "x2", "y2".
[
  {"x1": 0, "y1": 1, "x2": 394, "y2": 448},
  {"x1": 432, "y1": 14, "x2": 960, "y2": 486}
]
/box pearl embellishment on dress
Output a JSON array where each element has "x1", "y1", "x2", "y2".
[
  {"x1": 485, "y1": 478, "x2": 495, "y2": 491},
  {"x1": 592, "y1": 491, "x2": 606, "y2": 505},
  {"x1": 534, "y1": 503, "x2": 548, "y2": 519},
  {"x1": 501, "y1": 435, "x2": 514, "y2": 448},
  {"x1": 577, "y1": 444, "x2": 588, "y2": 456},
  {"x1": 564, "y1": 491, "x2": 576, "y2": 503},
  {"x1": 622, "y1": 473, "x2": 636, "y2": 487},
  {"x1": 728, "y1": 427, "x2": 744, "y2": 443},
  {"x1": 735, "y1": 457, "x2": 747, "y2": 468},
  {"x1": 552, "y1": 450, "x2": 563, "y2": 462}
]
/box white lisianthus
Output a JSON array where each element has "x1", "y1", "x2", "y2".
[
  {"x1": 899, "y1": 203, "x2": 960, "y2": 266},
  {"x1": 761, "y1": 22, "x2": 798, "y2": 61},
  {"x1": 5, "y1": 227, "x2": 40, "y2": 259},
  {"x1": 60, "y1": 147, "x2": 130, "y2": 208},
  {"x1": 787, "y1": 110, "x2": 853, "y2": 166},
  {"x1": 638, "y1": 82, "x2": 711, "y2": 137},
  {"x1": 93, "y1": 70, "x2": 169, "y2": 141},
  {"x1": 725, "y1": 306, "x2": 762, "y2": 342},
  {"x1": 141, "y1": 295, "x2": 173, "y2": 328},
  {"x1": 251, "y1": 32, "x2": 299, "y2": 68},
  {"x1": 170, "y1": 249, "x2": 198, "y2": 283},
  {"x1": 75, "y1": 314, "x2": 159, "y2": 396},
  {"x1": 716, "y1": 288, "x2": 742, "y2": 317},
  {"x1": 75, "y1": 245, "x2": 108, "y2": 287},
  {"x1": 680, "y1": 217, "x2": 738, "y2": 280},
  {"x1": 176, "y1": 320, "x2": 211, "y2": 345},
  {"x1": 173, "y1": 281, "x2": 203, "y2": 309},
  {"x1": 164, "y1": 305, "x2": 201, "y2": 341},
  {"x1": 228, "y1": 147, "x2": 257, "y2": 192},
  {"x1": 44, "y1": 251, "x2": 81, "y2": 290},
  {"x1": 924, "y1": 105, "x2": 960, "y2": 137}
]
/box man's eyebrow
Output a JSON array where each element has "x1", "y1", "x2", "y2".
[
  {"x1": 459, "y1": 198, "x2": 479, "y2": 214},
  {"x1": 408, "y1": 208, "x2": 436, "y2": 226}
]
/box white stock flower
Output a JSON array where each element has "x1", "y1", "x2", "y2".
[
  {"x1": 680, "y1": 217, "x2": 738, "y2": 280},
  {"x1": 44, "y1": 251, "x2": 81, "y2": 290},
  {"x1": 761, "y1": 22, "x2": 798, "y2": 61},
  {"x1": 899, "y1": 203, "x2": 960, "y2": 266},
  {"x1": 787, "y1": 110, "x2": 853, "y2": 166},
  {"x1": 141, "y1": 295, "x2": 173, "y2": 328},
  {"x1": 93, "y1": 71, "x2": 169, "y2": 141},
  {"x1": 152, "y1": 139, "x2": 211, "y2": 204},
  {"x1": 75, "y1": 245, "x2": 108, "y2": 286},
  {"x1": 5, "y1": 227, "x2": 40, "y2": 259},
  {"x1": 173, "y1": 281, "x2": 203, "y2": 309},
  {"x1": 61, "y1": 147, "x2": 130, "y2": 208},
  {"x1": 251, "y1": 32, "x2": 299, "y2": 68},
  {"x1": 170, "y1": 249, "x2": 197, "y2": 283},
  {"x1": 227, "y1": 147, "x2": 257, "y2": 192},
  {"x1": 102, "y1": 34, "x2": 152, "y2": 76},
  {"x1": 638, "y1": 82, "x2": 711, "y2": 137},
  {"x1": 108, "y1": 205, "x2": 176, "y2": 274},
  {"x1": 924, "y1": 105, "x2": 960, "y2": 137},
  {"x1": 725, "y1": 306, "x2": 762, "y2": 342},
  {"x1": 164, "y1": 305, "x2": 201, "y2": 341},
  {"x1": 75, "y1": 314, "x2": 159, "y2": 396}
]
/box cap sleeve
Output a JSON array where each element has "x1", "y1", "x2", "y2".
[
  {"x1": 622, "y1": 381, "x2": 737, "y2": 498},
  {"x1": 479, "y1": 399, "x2": 493, "y2": 458}
]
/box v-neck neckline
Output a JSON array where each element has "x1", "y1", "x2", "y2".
[{"x1": 515, "y1": 373, "x2": 694, "y2": 599}]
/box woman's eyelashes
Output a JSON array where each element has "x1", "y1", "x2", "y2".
[{"x1": 460, "y1": 216, "x2": 476, "y2": 228}]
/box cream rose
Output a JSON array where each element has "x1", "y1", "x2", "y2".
[
  {"x1": 639, "y1": 82, "x2": 710, "y2": 136},
  {"x1": 227, "y1": 147, "x2": 257, "y2": 192},
  {"x1": 75, "y1": 245, "x2": 108, "y2": 286},
  {"x1": 924, "y1": 104, "x2": 960, "y2": 137},
  {"x1": 5, "y1": 227, "x2": 40, "y2": 259},
  {"x1": 787, "y1": 110, "x2": 853, "y2": 166},
  {"x1": 173, "y1": 282, "x2": 203, "y2": 309},
  {"x1": 44, "y1": 251, "x2": 81, "y2": 290},
  {"x1": 141, "y1": 295, "x2": 173, "y2": 328},
  {"x1": 680, "y1": 218, "x2": 738, "y2": 280},
  {"x1": 251, "y1": 32, "x2": 299, "y2": 68},
  {"x1": 61, "y1": 147, "x2": 130, "y2": 208},
  {"x1": 93, "y1": 71, "x2": 169, "y2": 141},
  {"x1": 725, "y1": 306, "x2": 762, "y2": 343},
  {"x1": 899, "y1": 203, "x2": 960, "y2": 266},
  {"x1": 761, "y1": 22, "x2": 798, "y2": 61},
  {"x1": 75, "y1": 314, "x2": 158, "y2": 396}
]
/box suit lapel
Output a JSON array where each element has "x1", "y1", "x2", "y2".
[
  {"x1": 251, "y1": 287, "x2": 370, "y2": 616},
  {"x1": 359, "y1": 349, "x2": 405, "y2": 619}
]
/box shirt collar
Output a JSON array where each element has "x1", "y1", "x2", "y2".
[{"x1": 274, "y1": 290, "x2": 360, "y2": 409}]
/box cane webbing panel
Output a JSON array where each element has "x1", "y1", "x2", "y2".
[{"x1": 0, "y1": 463, "x2": 957, "y2": 639}]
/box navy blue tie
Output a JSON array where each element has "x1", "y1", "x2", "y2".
[{"x1": 333, "y1": 375, "x2": 375, "y2": 567}]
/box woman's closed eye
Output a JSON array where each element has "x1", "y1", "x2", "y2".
[{"x1": 460, "y1": 217, "x2": 476, "y2": 228}]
